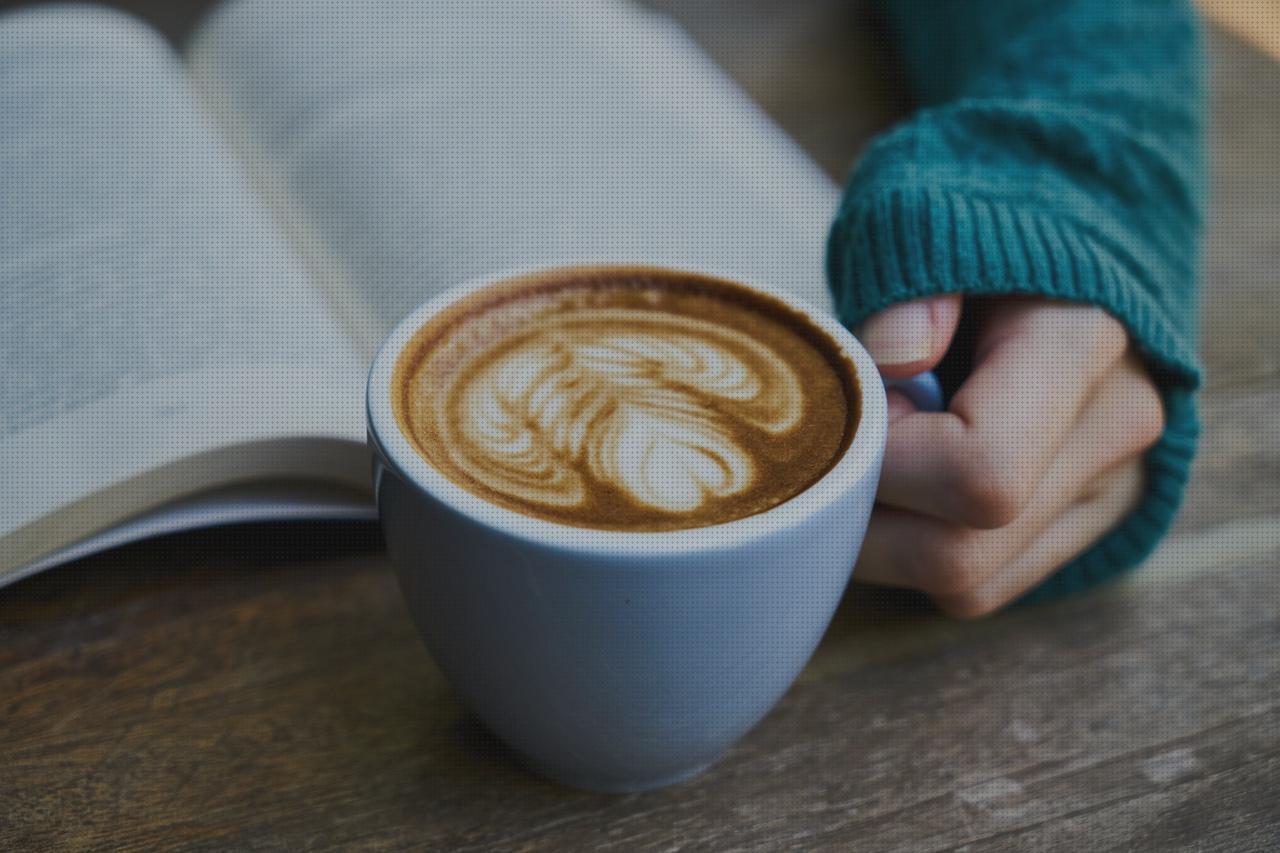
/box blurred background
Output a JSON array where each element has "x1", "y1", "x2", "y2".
[{"x1": 0, "y1": 0, "x2": 1274, "y2": 178}]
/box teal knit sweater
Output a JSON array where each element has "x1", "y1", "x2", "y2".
[{"x1": 828, "y1": 0, "x2": 1206, "y2": 601}]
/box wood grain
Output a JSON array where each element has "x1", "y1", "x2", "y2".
[
  {"x1": 2, "y1": 2, "x2": 1279, "y2": 851},
  {"x1": 2, "y1": 521, "x2": 1276, "y2": 850}
]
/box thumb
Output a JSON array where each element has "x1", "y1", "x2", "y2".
[{"x1": 858, "y1": 294, "x2": 962, "y2": 380}]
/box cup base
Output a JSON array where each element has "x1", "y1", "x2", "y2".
[{"x1": 523, "y1": 756, "x2": 718, "y2": 794}]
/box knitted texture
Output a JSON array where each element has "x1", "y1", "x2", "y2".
[{"x1": 828, "y1": 0, "x2": 1206, "y2": 601}]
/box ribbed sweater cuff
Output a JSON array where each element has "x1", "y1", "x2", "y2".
[{"x1": 827, "y1": 185, "x2": 1202, "y2": 601}]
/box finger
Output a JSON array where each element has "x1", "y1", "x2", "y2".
[
  {"x1": 858, "y1": 294, "x2": 963, "y2": 380},
  {"x1": 855, "y1": 353, "x2": 1164, "y2": 592},
  {"x1": 876, "y1": 299, "x2": 1130, "y2": 527},
  {"x1": 932, "y1": 458, "x2": 1145, "y2": 618},
  {"x1": 886, "y1": 388, "x2": 917, "y2": 424}
]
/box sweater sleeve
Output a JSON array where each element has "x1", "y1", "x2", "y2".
[{"x1": 828, "y1": 0, "x2": 1207, "y2": 602}]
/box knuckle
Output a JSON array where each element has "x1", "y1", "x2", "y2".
[
  {"x1": 953, "y1": 456, "x2": 1030, "y2": 529},
  {"x1": 919, "y1": 530, "x2": 989, "y2": 598},
  {"x1": 1097, "y1": 458, "x2": 1146, "y2": 511}
]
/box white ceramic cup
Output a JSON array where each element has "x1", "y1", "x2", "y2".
[{"x1": 366, "y1": 265, "x2": 890, "y2": 792}]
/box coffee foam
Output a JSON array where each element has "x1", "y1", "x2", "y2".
[{"x1": 393, "y1": 268, "x2": 858, "y2": 531}]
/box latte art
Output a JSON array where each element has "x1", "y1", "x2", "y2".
[
  {"x1": 394, "y1": 269, "x2": 857, "y2": 531},
  {"x1": 445, "y1": 311, "x2": 805, "y2": 514}
]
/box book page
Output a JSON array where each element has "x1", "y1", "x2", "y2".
[
  {"x1": 6, "y1": 480, "x2": 377, "y2": 590},
  {"x1": 187, "y1": 0, "x2": 844, "y2": 357},
  {"x1": 0, "y1": 6, "x2": 370, "y2": 577}
]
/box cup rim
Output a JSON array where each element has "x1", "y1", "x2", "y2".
[{"x1": 366, "y1": 262, "x2": 887, "y2": 557}]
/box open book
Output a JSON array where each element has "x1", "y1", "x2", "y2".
[{"x1": 0, "y1": 0, "x2": 843, "y2": 586}]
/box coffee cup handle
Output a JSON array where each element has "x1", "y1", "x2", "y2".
[{"x1": 883, "y1": 371, "x2": 944, "y2": 413}]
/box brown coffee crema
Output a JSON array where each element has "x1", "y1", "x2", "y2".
[{"x1": 392, "y1": 267, "x2": 860, "y2": 531}]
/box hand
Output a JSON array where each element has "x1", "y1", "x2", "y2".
[{"x1": 854, "y1": 295, "x2": 1165, "y2": 617}]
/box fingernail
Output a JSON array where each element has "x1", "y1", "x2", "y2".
[{"x1": 860, "y1": 301, "x2": 933, "y2": 365}]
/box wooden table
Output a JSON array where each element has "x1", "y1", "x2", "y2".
[{"x1": 3, "y1": 3, "x2": 1278, "y2": 850}]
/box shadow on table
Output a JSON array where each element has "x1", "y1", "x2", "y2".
[{"x1": 0, "y1": 520, "x2": 385, "y2": 618}]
